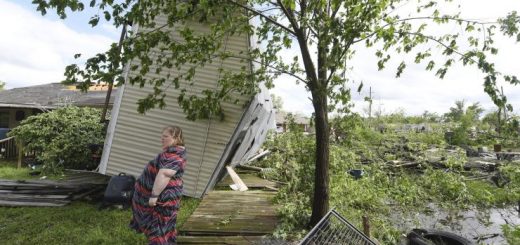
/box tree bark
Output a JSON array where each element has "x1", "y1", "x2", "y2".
[
  {"x1": 291, "y1": 14, "x2": 330, "y2": 227},
  {"x1": 309, "y1": 91, "x2": 330, "y2": 226},
  {"x1": 309, "y1": 31, "x2": 330, "y2": 226}
]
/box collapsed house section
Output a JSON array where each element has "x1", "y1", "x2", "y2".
[{"x1": 98, "y1": 16, "x2": 275, "y2": 198}]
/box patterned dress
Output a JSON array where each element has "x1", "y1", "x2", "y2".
[{"x1": 130, "y1": 146, "x2": 186, "y2": 245}]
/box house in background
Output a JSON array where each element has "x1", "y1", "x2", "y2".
[
  {"x1": 99, "y1": 16, "x2": 275, "y2": 198},
  {"x1": 275, "y1": 111, "x2": 313, "y2": 133},
  {"x1": 0, "y1": 83, "x2": 117, "y2": 139}
]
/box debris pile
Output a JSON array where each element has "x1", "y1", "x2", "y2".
[{"x1": 0, "y1": 171, "x2": 109, "y2": 207}]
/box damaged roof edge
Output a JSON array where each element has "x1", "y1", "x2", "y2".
[
  {"x1": 202, "y1": 97, "x2": 254, "y2": 196},
  {"x1": 0, "y1": 103, "x2": 56, "y2": 109},
  {"x1": 201, "y1": 29, "x2": 273, "y2": 196},
  {"x1": 203, "y1": 84, "x2": 274, "y2": 196}
]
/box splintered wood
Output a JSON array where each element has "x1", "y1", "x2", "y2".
[{"x1": 226, "y1": 166, "x2": 248, "y2": 191}]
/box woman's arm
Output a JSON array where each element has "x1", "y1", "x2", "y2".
[{"x1": 149, "y1": 169, "x2": 177, "y2": 206}]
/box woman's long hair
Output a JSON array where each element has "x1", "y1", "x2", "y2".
[{"x1": 163, "y1": 126, "x2": 184, "y2": 146}]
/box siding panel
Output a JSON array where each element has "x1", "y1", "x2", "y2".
[{"x1": 103, "y1": 17, "x2": 251, "y2": 197}]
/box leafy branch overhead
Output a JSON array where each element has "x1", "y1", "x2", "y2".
[{"x1": 32, "y1": 1, "x2": 520, "y2": 116}]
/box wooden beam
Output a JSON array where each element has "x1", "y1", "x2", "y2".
[
  {"x1": 226, "y1": 166, "x2": 248, "y2": 191},
  {"x1": 363, "y1": 215, "x2": 371, "y2": 238},
  {"x1": 17, "y1": 141, "x2": 23, "y2": 169}
]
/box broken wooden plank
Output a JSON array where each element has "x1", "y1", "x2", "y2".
[
  {"x1": 217, "y1": 173, "x2": 278, "y2": 190},
  {"x1": 0, "y1": 180, "x2": 60, "y2": 188},
  {"x1": 236, "y1": 165, "x2": 264, "y2": 172},
  {"x1": 205, "y1": 190, "x2": 276, "y2": 196},
  {"x1": 245, "y1": 150, "x2": 270, "y2": 164},
  {"x1": 177, "y1": 235, "x2": 264, "y2": 244},
  {"x1": 0, "y1": 189, "x2": 74, "y2": 195},
  {"x1": 70, "y1": 187, "x2": 104, "y2": 200},
  {"x1": 0, "y1": 193, "x2": 70, "y2": 199},
  {"x1": 392, "y1": 162, "x2": 419, "y2": 168},
  {"x1": 0, "y1": 180, "x2": 91, "y2": 190},
  {"x1": 0, "y1": 199, "x2": 69, "y2": 207},
  {"x1": 226, "y1": 166, "x2": 248, "y2": 191},
  {"x1": 181, "y1": 228, "x2": 275, "y2": 236}
]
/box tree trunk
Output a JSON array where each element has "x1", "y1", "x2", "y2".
[
  {"x1": 291, "y1": 22, "x2": 330, "y2": 227},
  {"x1": 308, "y1": 26, "x2": 331, "y2": 226},
  {"x1": 309, "y1": 91, "x2": 330, "y2": 226}
]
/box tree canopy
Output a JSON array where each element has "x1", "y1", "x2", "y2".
[
  {"x1": 32, "y1": 0, "x2": 520, "y2": 225},
  {"x1": 444, "y1": 100, "x2": 484, "y2": 122}
]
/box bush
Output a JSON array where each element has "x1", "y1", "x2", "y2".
[
  {"x1": 503, "y1": 225, "x2": 520, "y2": 245},
  {"x1": 255, "y1": 131, "x2": 315, "y2": 239},
  {"x1": 499, "y1": 164, "x2": 520, "y2": 201},
  {"x1": 257, "y1": 114, "x2": 520, "y2": 243},
  {"x1": 8, "y1": 106, "x2": 105, "y2": 175}
]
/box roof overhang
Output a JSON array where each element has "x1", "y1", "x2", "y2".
[{"x1": 0, "y1": 103, "x2": 56, "y2": 109}]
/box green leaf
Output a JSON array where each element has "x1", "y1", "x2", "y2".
[
  {"x1": 103, "y1": 11, "x2": 111, "y2": 21},
  {"x1": 426, "y1": 61, "x2": 435, "y2": 71},
  {"x1": 89, "y1": 15, "x2": 100, "y2": 27},
  {"x1": 357, "y1": 82, "x2": 363, "y2": 93},
  {"x1": 396, "y1": 61, "x2": 406, "y2": 78}
]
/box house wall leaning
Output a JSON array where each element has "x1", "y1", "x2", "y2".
[{"x1": 99, "y1": 16, "x2": 254, "y2": 198}]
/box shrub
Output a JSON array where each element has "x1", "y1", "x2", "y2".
[
  {"x1": 255, "y1": 131, "x2": 315, "y2": 239},
  {"x1": 499, "y1": 164, "x2": 520, "y2": 201},
  {"x1": 503, "y1": 225, "x2": 520, "y2": 245},
  {"x1": 8, "y1": 106, "x2": 105, "y2": 175},
  {"x1": 257, "y1": 115, "x2": 520, "y2": 243}
]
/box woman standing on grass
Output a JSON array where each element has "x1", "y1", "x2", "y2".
[{"x1": 130, "y1": 126, "x2": 186, "y2": 245}]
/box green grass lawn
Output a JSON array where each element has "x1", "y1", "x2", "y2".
[
  {"x1": 0, "y1": 159, "x2": 32, "y2": 180},
  {"x1": 0, "y1": 162, "x2": 200, "y2": 244}
]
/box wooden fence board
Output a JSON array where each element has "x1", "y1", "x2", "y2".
[
  {"x1": 181, "y1": 190, "x2": 278, "y2": 237},
  {"x1": 177, "y1": 236, "x2": 263, "y2": 244},
  {"x1": 216, "y1": 173, "x2": 278, "y2": 189},
  {"x1": 0, "y1": 200, "x2": 69, "y2": 207},
  {"x1": 0, "y1": 193, "x2": 70, "y2": 199}
]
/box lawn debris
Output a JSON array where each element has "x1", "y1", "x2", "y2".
[
  {"x1": 348, "y1": 169, "x2": 365, "y2": 179},
  {"x1": 464, "y1": 159, "x2": 498, "y2": 172},
  {"x1": 0, "y1": 170, "x2": 109, "y2": 207},
  {"x1": 473, "y1": 233, "x2": 500, "y2": 242}
]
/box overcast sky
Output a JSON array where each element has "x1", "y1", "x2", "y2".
[{"x1": 1, "y1": 0, "x2": 519, "y2": 116}]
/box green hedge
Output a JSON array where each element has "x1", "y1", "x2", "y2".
[{"x1": 8, "y1": 106, "x2": 105, "y2": 175}]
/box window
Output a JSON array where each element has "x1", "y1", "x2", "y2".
[
  {"x1": 0, "y1": 112, "x2": 9, "y2": 128},
  {"x1": 15, "y1": 110, "x2": 25, "y2": 121}
]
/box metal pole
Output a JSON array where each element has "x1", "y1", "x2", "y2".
[{"x1": 101, "y1": 23, "x2": 127, "y2": 124}]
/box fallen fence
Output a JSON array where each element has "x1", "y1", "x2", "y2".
[
  {"x1": 300, "y1": 209, "x2": 377, "y2": 245},
  {"x1": 0, "y1": 136, "x2": 17, "y2": 159}
]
